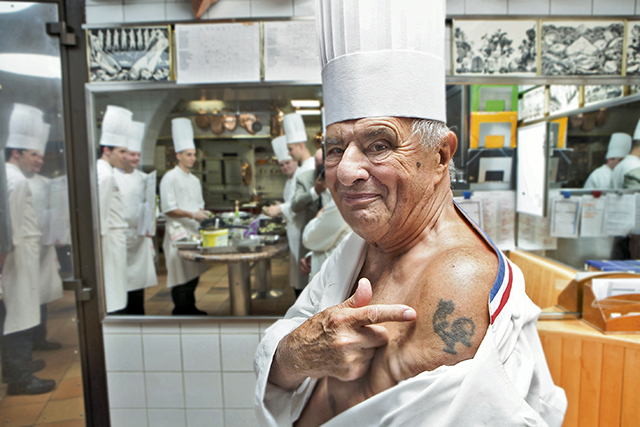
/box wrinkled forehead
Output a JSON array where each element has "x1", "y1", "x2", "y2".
[{"x1": 325, "y1": 116, "x2": 415, "y2": 145}]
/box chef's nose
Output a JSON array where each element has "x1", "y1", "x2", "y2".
[{"x1": 336, "y1": 145, "x2": 370, "y2": 186}]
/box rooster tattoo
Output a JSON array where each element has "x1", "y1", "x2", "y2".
[{"x1": 433, "y1": 299, "x2": 475, "y2": 355}]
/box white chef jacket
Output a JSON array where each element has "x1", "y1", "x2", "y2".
[
  {"x1": 583, "y1": 164, "x2": 613, "y2": 189},
  {"x1": 611, "y1": 154, "x2": 640, "y2": 189},
  {"x1": 254, "y1": 208, "x2": 567, "y2": 426},
  {"x1": 159, "y1": 166, "x2": 209, "y2": 288},
  {"x1": 2, "y1": 164, "x2": 41, "y2": 335},
  {"x1": 302, "y1": 197, "x2": 351, "y2": 280},
  {"x1": 27, "y1": 174, "x2": 63, "y2": 305},
  {"x1": 97, "y1": 159, "x2": 128, "y2": 312},
  {"x1": 114, "y1": 169, "x2": 157, "y2": 292}
]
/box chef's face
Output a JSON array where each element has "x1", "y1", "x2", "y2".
[
  {"x1": 287, "y1": 143, "x2": 305, "y2": 163},
  {"x1": 13, "y1": 149, "x2": 41, "y2": 177},
  {"x1": 32, "y1": 152, "x2": 44, "y2": 174},
  {"x1": 324, "y1": 116, "x2": 454, "y2": 247},
  {"x1": 106, "y1": 146, "x2": 127, "y2": 169},
  {"x1": 127, "y1": 150, "x2": 141, "y2": 169},
  {"x1": 279, "y1": 159, "x2": 297, "y2": 178},
  {"x1": 177, "y1": 149, "x2": 196, "y2": 169}
]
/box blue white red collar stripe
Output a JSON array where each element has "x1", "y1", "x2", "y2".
[{"x1": 489, "y1": 251, "x2": 513, "y2": 324}]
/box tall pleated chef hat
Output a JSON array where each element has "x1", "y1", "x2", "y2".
[
  {"x1": 634, "y1": 119, "x2": 640, "y2": 141},
  {"x1": 128, "y1": 121, "x2": 146, "y2": 153},
  {"x1": 606, "y1": 132, "x2": 632, "y2": 159},
  {"x1": 283, "y1": 113, "x2": 307, "y2": 144},
  {"x1": 36, "y1": 123, "x2": 51, "y2": 155},
  {"x1": 316, "y1": 0, "x2": 446, "y2": 127},
  {"x1": 171, "y1": 118, "x2": 196, "y2": 152},
  {"x1": 271, "y1": 135, "x2": 292, "y2": 162},
  {"x1": 100, "y1": 105, "x2": 133, "y2": 148},
  {"x1": 6, "y1": 103, "x2": 45, "y2": 153}
]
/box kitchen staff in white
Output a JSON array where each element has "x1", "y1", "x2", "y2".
[
  {"x1": 264, "y1": 114, "x2": 316, "y2": 292},
  {"x1": 159, "y1": 118, "x2": 209, "y2": 315},
  {"x1": 584, "y1": 132, "x2": 631, "y2": 189},
  {"x1": 113, "y1": 121, "x2": 157, "y2": 315},
  {"x1": 254, "y1": 1, "x2": 567, "y2": 425},
  {"x1": 25, "y1": 122, "x2": 63, "y2": 351},
  {"x1": 97, "y1": 105, "x2": 131, "y2": 313},
  {"x1": 612, "y1": 119, "x2": 640, "y2": 189},
  {"x1": 2, "y1": 103, "x2": 55, "y2": 395}
]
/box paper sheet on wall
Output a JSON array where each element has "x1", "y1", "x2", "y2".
[
  {"x1": 472, "y1": 190, "x2": 515, "y2": 251},
  {"x1": 453, "y1": 198, "x2": 483, "y2": 229},
  {"x1": 137, "y1": 171, "x2": 157, "y2": 237},
  {"x1": 550, "y1": 196, "x2": 581, "y2": 238},
  {"x1": 264, "y1": 21, "x2": 321, "y2": 82},
  {"x1": 46, "y1": 176, "x2": 71, "y2": 246},
  {"x1": 604, "y1": 193, "x2": 636, "y2": 236},
  {"x1": 175, "y1": 23, "x2": 260, "y2": 84},
  {"x1": 580, "y1": 195, "x2": 606, "y2": 237},
  {"x1": 517, "y1": 213, "x2": 557, "y2": 250}
]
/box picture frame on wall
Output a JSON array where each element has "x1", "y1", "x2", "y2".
[
  {"x1": 584, "y1": 85, "x2": 625, "y2": 105},
  {"x1": 453, "y1": 20, "x2": 537, "y2": 76},
  {"x1": 626, "y1": 21, "x2": 640, "y2": 75},
  {"x1": 541, "y1": 21, "x2": 624, "y2": 76},
  {"x1": 86, "y1": 25, "x2": 172, "y2": 83}
]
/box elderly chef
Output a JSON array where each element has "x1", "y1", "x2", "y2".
[
  {"x1": 584, "y1": 132, "x2": 631, "y2": 189},
  {"x1": 254, "y1": 1, "x2": 568, "y2": 426},
  {"x1": 159, "y1": 118, "x2": 209, "y2": 315},
  {"x1": 264, "y1": 114, "x2": 316, "y2": 293},
  {"x1": 25, "y1": 122, "x2": 63, "y2": 351},
  {"x1": 612, "y1": 120, "x2": 640, "y2": 189},
  {"x1": 97, "y1": 105, "x2": 131, "y2": 314},
  {"x1": 113, "y1": 121, "x2": 157, "y2": 315},
  {"x1": 2, "y1": 103, "x2": 56, "y2": 395}
]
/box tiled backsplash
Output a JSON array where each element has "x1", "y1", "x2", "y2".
[
  {"x1": 85, "y1": 0, "x2": 640, "y2": 25},
  {"x1": 103, "y1": 320, "x2": 275, "y2": 427}
]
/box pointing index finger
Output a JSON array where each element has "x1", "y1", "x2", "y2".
[{"x1": 353, "y1": 304, "x2": 416, "y2": 327}]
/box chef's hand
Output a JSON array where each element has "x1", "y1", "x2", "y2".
[
  {"x1": 192, "y1": 210, "x2": 208, "y2": 222},
  {"x1": 299, "y1": 256, "x2": 311, "y2": 275},
  {"x1": 264, "y1": 204, "x2": 282, "y2": 218},
  {"x1": 314, "y1": 175, "x2": 327, "y2": 195},
  {"x1": 268, "y1": 278, "x2": 416, "y2": 389}
]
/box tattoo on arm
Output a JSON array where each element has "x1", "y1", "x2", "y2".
[{"x1": 432, "y1": 299, "x2": 475, "y2": 355}]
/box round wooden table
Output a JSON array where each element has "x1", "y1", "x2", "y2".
[{"x1": 179, "y1": 240, "x2": 288, "y2": 316}]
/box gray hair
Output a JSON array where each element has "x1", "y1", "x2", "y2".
[{"x1": 411, "y1": 119, "x2": 457, "y2": 183}]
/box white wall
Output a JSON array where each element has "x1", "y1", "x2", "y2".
[{"x1": 103, "y1": 320, "x2": 275, "y2": 427}]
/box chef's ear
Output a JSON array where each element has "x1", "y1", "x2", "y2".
[{"x1": 434, "y1": 131, "x2": 457, "y2": 181}]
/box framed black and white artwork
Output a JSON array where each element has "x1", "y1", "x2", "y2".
[
  {"x1": 453, "y1": 20, "x2": 537, "y2": 76},
  {"x1": 541, "y1": 21, "x2": 624, "y2": 76},
  {"x1": 584, "y1": 85, "x2": 625, "y2": 106},
  {"x1": 86, "y1": 26, "x2": 172, "y2": 82},
  {"x1": 548, "y1": 85, "x2": 579, "y2": 115},
  {"x1": 626, "y1": 22, "x2": 640, "y2": 75}
]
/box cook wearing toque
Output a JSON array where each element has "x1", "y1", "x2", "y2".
[
  {"x1": 113, "y1": 121, "x2": 158, "y2": 315},
  {"x1": 159, "y1": 118, "x2": 210, "y2": 315},
  {"x1": 254, "y1": 1, "x2": 567, "y2": 425},
  {"x1": 97, "y1": 105, "x2": 131, "y2": 314},
  {"x1": 583, "y1": 132, "x2": 631, "y2": 189},
  {"x1": 611, "y1": 119, "x2": 640, "y2": 189},
  {"x1": 2, "y1": 104, "x2": 56, "y2": 395},
  {"x1": 264, "y1": 113, "x2": 316, "y2": 294}
]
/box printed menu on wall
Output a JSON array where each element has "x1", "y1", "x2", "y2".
[
  {"x1": 175, "y1": 23, "x2": 261, "y2": 84},
  {"x1": 264, "y1": 21, "x2": 321, "y2": 82}
]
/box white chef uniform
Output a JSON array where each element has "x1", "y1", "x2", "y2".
[
  {"x1": 302, "y1": 196, "x2": 351, "y2": 280},
  {"x1": 97, "y1": 105, "x2": 132, "y2": 312},
  {"x1": 611, "y1": 154, "x2": 640, "y2": 189},
  {"x1": 2, "y1": 103, "x2": 46, "y2": 335},
  {"x1": 159, "y1": 118, "x2": 208, "y2": 288},
  {"x1": 254, "y1": 207, "x2": 567, "y2": 426},
  {"x1": 114, "y1": 121, "x2": 157, "y2": 292},
  {"x1": 585, "y1": 132, "x2": 631, "y2": 189}
]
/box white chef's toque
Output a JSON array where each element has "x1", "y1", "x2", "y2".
[
  {"x1": 5, "y1": 103, "x2": 46, "y2": 153},
  {"x1": 606, "y1": 132, "x2": 632, "y2": 159},
  {"x1": 283, "y1": 113, "x2": 307, "y2": 144},
  {"x1": 171, "y1": 118, "x2": 196, "y2": 153},
  {"x1": 100, "y1": 105, "x2": 133, "y2": 148},
  {"x1": 128, "y1": 121, "x2": 146, "y2": 153},
  {"x1": 271, "y1": 135, "x2": 292, "y2": 162}
]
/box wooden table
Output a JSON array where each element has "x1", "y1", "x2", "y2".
[{"x1": 179, "y1": 241, "x2": 288, "y2": 316}]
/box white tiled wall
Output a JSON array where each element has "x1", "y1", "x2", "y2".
[
  {"x1": 103, "y1": 320, "x2": 275, "y2": 427},
  {"x1": 86, "y1": 0, "x2": 640, "y2": 24}
]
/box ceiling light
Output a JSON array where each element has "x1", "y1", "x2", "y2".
[
  {"x1": 0, "y1": 54, "x2": 61, "y2": 79},
  {"x1": 296, "y1": 109, "x2": 321, "y2": 116},
  {"x1": 291, "y1": 100, "x2": 320, "y2": 108}
]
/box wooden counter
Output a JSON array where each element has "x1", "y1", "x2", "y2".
[{"x1": 537, "y1": 319, "x2": 640, "y2": 427}]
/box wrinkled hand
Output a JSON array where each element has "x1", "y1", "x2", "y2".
[
  {"x1": 314, "y1": 175, "x2": 327, "y2": 195},
  {"x1": 299, "y1": 256, "x2": 312, "y2": 275},
  {"x1": 264, "y1": 204, "x2": 282, "y2": 218},
  {"x1": 271, "y1": 278, "x2": 416, "y2": 388},
  {"x1": 193, "y1": 210, "x2": 208, "y2": 222}
]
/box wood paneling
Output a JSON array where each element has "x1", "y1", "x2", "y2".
[
  {"x1": 562, "y1": 337, "x2": 582, "y2": 426},
  {"x1": 600, "y1": 344, "x2": 624, "y2": 427},
  {"x1": 578, "y1": 340, "x2": 602, "y2": 427},
  {"x1": 621, "y1": 348, "x2": 640, "y2": 427}
]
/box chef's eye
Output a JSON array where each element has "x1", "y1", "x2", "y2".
[
  {"x1": 372, "y1": 143, "x2": 388, "y2": 152},
  {"x1": 327, "y1": 147, "x2": 344, "y2": 156}
]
